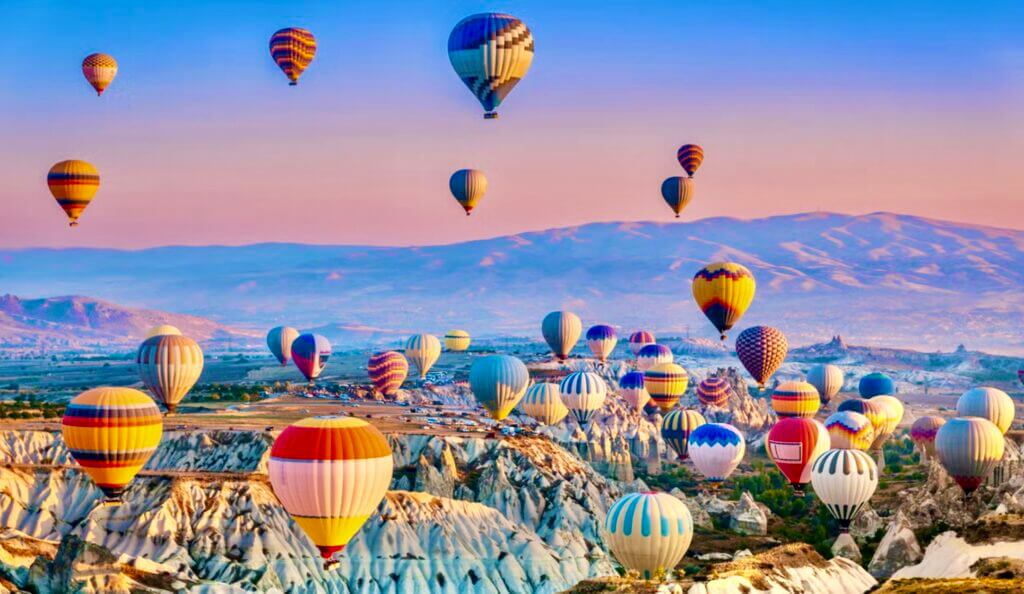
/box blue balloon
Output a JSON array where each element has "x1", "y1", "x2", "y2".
[{"x1": 859, "y1": 372, "x2": 894, "y2": 397}]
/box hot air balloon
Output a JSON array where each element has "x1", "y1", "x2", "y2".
[
  {"x1": 661, "y1": 408, "x2": 706, "y2": 460},
  {"x1": 736, "y1": 326, "x2": 788, "y2": 389},
  {"x1": 603, "y1": 492, "x2": 694, "y2": 579},
  {"x1": 696, "y1": 377, "x2": 732, "y2": 408},
  {"x1": 689, "y1": 423, "x2": 745, "y2": 487},
  {"x1": 405, "y1": 334, "x2": 442, "y2": 380},
  {"x1": 560, "y1": 371, "x2": 608, "y2": 427},
  {"x1": 636, "y1": 344, "x2": 673, "y2": 372},
  {"x1": 824, "y1": 411, "x2": 875, "y2": 451},
  {"x1": 807, "y1": 364, "x2": 843, "y2": 406},
  {"x1": 859, "y1": 372, "x2": 894, "y2": 397},
  {"x1": 82, "y1": 53, "x2": 118, "y2": 96},
  {"x1": 269, "y1": 416, "x2": 392, "y2": 566},
  {"x1": 660, "y1": 177, "x2": 695, "y2": 218},
  {"x1": 618, "y1": 371, "x2": 651, "y2": 413},
  {"x1": 292, "y1": 333, "x2": 331, "y2": 384},
  {"x1": 137, "y1": 334, "x2": 204, "y2": 414},
  {"x1": 269, "y1": 27, "x2": 317, "y2": 85},
  {"x1": 956, "y1": 387, "x2": 1015, "y2": 434},
  {"x1": 470, "y1": 355, "x2": 529, "y2": 421},
  {"x1": 771, "y1": 381, "x2": 821, "y2": 419},
  {"x1": 367, "y1": 351, "x2": 408, "y2": 396},
  {"x1": 676, "y1": 144, "x2": 704, "y2": 177},
  {"x1": 449, "y1": 169, "x2": 487, "y2": 215},
  {"x1": 145, "y1": 325, "x2": 181, "y2": 339},
  {"x1": 810, "y1": 449, "x2": 878, "y2": 531},
  {"x1": 586, "y1": 325, "x2": 618, "y2": 363},
  {"x1": 445, "y1": 330, "x2": 471, "y2": 351},
  {"x1": 871, "y1": 395, "x2": 905, "y2": 450},
  {"x1": 644, "y1": 363, "x2": 689, "y2": 413},
  {"x1": 692, "y1": 263, "x2": 756, "y2": 340},
  {"x1": 520, "y1": 383, "x2": 569, "y2": 425},
  {"x1": 448, "y1": 13, "x2": 534, "y2": 119},
  {"x1": 935, "y1": 417, "x2": 1005, "y2": 494},
  {"x1": 542, "y1": 311, "x2": 582, "y2": 362},
  {"x1": 766, "y1": 418, "x2": 830, "y2": 491},
  {"x1": 267, "y1": 326, "x2": 300, "y2": 366},
  {"x1": 628, "y1": 331, "x2": 655, "y2": 356},
  {"x1": 47, "y1": 160, "x2": 99, "y2": 227},
  {"x1": 62, "y1": 387, "x2": 163, "y2": 503},
  {"x1": 836, "y1": 398, "x2": 889, "y2": 451},
  {"x1": 911, "y1": 416, "x2": 946, "y2": 458}
]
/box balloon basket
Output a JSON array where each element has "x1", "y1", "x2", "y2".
[
  {"x1": 323, "y1": 559, "x2": 340, "y2": 571},
  {"x1": 483, "y1": 112, "x2": 499, "y2": 119}
]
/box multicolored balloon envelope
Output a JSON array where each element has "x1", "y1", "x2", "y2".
[
  {"x1": 824, "y1": 411, "x2": 875, "y2": 451},
  {"x1": 269, "y1": 27, "x2": 317, "y2": 85},
  {"x1": 628, "y1": 331, "x2": 655, "y2": 356},
  {"x1": 806, "y1": 364, "x2": 843, "y2": 405},
  {"x1": 858, "y1": 372, "x2": 894, "y2": 397},
  {"x1": 603, "y1": 492, "x2": 694, "y2": 579},
  {"x1": 661, "y1": 176, "x2": 695, "y2": 218},
  {"x1": 47, "y1": 160, "x2": 100, "y2": 227},
  {"x1": 82, "y1": 53, "x2": 118, "y2": 96},
  {"x1": 470, "y1": 354, "x2": 529, "y2": 421},
  {"x1": 735, "y1": 326, "x2": 788, "y2": 389},
  {"x1": 771, "y1": 381, "x2": 821, "y2": 418},
  {"x1": 811, "y1": 449, "x2": 878, "y2": 531},
  {"x1": 137, "y1": 334, "x2": 204, "y2": 414},
  {"x1": 292, "y1": 333, "x2": 332, "y2": 383},
  {"x1": 448, "y1": 13, "x2": 534, "y2": 118},
  {"x1": 676, "y1": 144, "x2": 704, "y2": 177},
  {"x1": 267, "y1": 326, "x2": 300, "y2": 366},
  {"x1": 618, "y1": 371, "x2": 651, "y2": 413},
  {"x1": 696, "y1": 377, "x2": 732, "y2": 408},
  {"x1": 910, "y1": 415, "x2": 945, "y2": 458},
  {"x1": 766, "y1": 418, "x2": 830, "y2": 489},
  {"x1": 145, "y1": 324, "x2": 181, "y2": 339},
  {"x1": 585, "y1": 324, "x2": 618, "y2": 362},
  {"x1": 405, "y1": 334, "x2": 441, "y2": 379},
  {"x1": 449, "y1": 169, "x2": 488, "y2": 215},
  {"x1": 269, "y1": 416, "x2": 393, "y2": 563},
  {"x1": 444, "y1": 329, "x2": 471, "y2": 351},
  {"x1": 542, "y1": 311, "x2": 582, "y2": 362},
  {"x1": 520, "y1": 383, "x2": 569, "y2": 425},
  {"x1": 956, "y1": 387, "x2": 1014, "y2": 434},
  {"x1": 692, "y1": 262, "x2": 755, "y2": 340},
  {"x1": 836, "y1": 398, "x2": 889, "y2": 451},
  {"x1": 688, "y1": 423, "x2": 745, "y2": 484},
  {"x1": 62, "y1": 387, "x2": 163, "y2": 502},
  {"x1": 935, "y1": 417, "x2": 1005, "y2": 494},
  {"x1": 560, "y1": 371, "x2": 608, "y2": 426},
  {"x1": 636, "y1": 343, "x2": 673, "y2": 372},
  {"x1": 644, "y1": 363, "x2": 689, "y2": 413},
  {"x1": 368, "y1": 351, "x2": 409, "y2": 396},
  {"x1": 661, "y1": 409, "x2": 706, "y2": 460}
]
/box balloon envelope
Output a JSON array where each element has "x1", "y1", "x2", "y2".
[
  {"x1": 697, "y1": 377, "x2": 732, "y2": 408},
  {"x1": 676, "y1": 144, "x2": 704, "y2": 176},
  {"x1": 824, "y1": 411, "x2": 875, "y2": 451},
  {"x1": 137, "y1": 334, "x2": 204, "y2": 414},
  {"x1": 560, "y1": 371, "x2": 608, "y2": 426},
  {"x1": 618, "y1": 371, "x2": 651, "y2": 413},
  {"x1": 520, "y1": 383, "x2": 569, "y2": 425},
  {"x1": 636, "y1": 344, "x2": 673, "y2": 372},
  {"x1": 911, "y1": 416, "x2": 946, "y2": 457},
  {"x1": 267, "y1": 326, "x2": 300, "y2": 366},
  {"x1": 445, "y1": 330, "x2": 471, "y2": 351},
  {"x1": 405, "y1": 334, "x2": 442, "y2": 379},
  {"x1": 661, "y1": 409, "x2": 706, "y2": 460},
  {"x1": 956, "y1": 387, "x2": 1014, "y2": 434},
  {"x1": 807, "y1": 364, "x2": 843, "y2": 405},
  {"x1": 448, "y1": 13, "x2": 534, "y2": 118},
  {"x1": 82, "y1": 53, "x2": 118, "y2": 95},
  {"x1": 47, "y1": 160, "x2": 99, "y2": 226},
  {"x1": 644, "y1": 363, "x2": 689, "y2": 413},
  {"x1": 628, "y1": 331, "x2": 655, "y2": 356},
  {"x1": 836, "y1": 398, "x2": 890, "y2": 451},
  {"x1": 766, "y1": 418, "x2": 830, "y2": 487},
  {"x1": 736, "y1": 326, "x2": 788, "y2": 388},
  {"x1": 470, "y1": 355, "x2": 529, "y2": 421},
  {"x1": 269, "y1": 27, "x2": 317, "y2": 85},
  {"x1": 145, "y1": 325, "x2": 181, "y2": 339},
  {"x1": 859, "y1": 373, "x2": 894, "y2": 397},
  {"x1": 292, "y1": 334, "x2": 332, "y2": 383},
  {"x1": 449, "y1": 169, "x2": 488, "y2": 215},
  {"x1": 542, "y1": 311, "x2": 582, "y2": 361},
  {"x1": 771, "y1": 381, "x2": 821, "y2": 418},
  {"x1": 811, "y1": 448, "x2": 878, "y2": 530},
  {"x1": 692, "y1": 262, "x2": 756, "y2": 340},
  {"x1": 368, "y1": 351, "x2": 409, "y2": 396},
  {"x1": 604, "y1": 492, "x2": 694, "y2": 579},
  {"x1": 661, "y1": 176, "x2": 695, "y2": 218},
  {"x1": 586, "y1": 324, "x2": 618, "y2": 362},
  {"x1": 935, "y1": 417, "x2": 1005, "y2": 494},
  {"x1": 689, "y1": 423, "x2": 745, "y2": 483}
]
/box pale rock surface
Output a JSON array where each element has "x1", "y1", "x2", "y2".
[
  {"x1": 892, "y1": 531, "x2": 1024, "y2": 579},
  {"x1": 728, "y1": 492, "x2": 768, "y2": 536},
  {"x1": 868, "y1": 511, "x2": 923, "y2": 578},
  {"x1": 832, "y1": 532, "x2": 862, "y2": 563},
  {"x1": 849, "y1": 503, "x2": 884, "y2": 539},
  {"x1": 670, "y1": 489, "x2": 713, "y2": 530}
]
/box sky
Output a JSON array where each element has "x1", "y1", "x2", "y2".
[{"x1": 1, "y1": 0, "x2": 1022, "y2": 249}]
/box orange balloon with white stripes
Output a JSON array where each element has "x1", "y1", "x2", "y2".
[
  {"x1": 269, "y1": 416, "x2": 393, "y2": 566},
  {"x1": 137, "y1": 334, "x2": 204, "y2": 414},
  {"x1": 82, "y1": 53, "x2": 118, "y2": 96},
  {"x1": 47, "y1": 160, "x2": 100, "y2": 227}
]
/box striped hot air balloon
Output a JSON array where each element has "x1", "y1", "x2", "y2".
[
  {"x1": 145, "y1": 325, "x2": 181, "y2": 339},
  {"x1": 859, "y1": 372, "x2": 894, "y2": 397},
  {"x1": 696, "y1": 377, "x2": 732, "y2": 408},
  {"x1": 449, "y1": 169, "x2": 488, "y2": 215},
  {"x1": 367, "y1": 351, "x2": 408, "y2": 396},
  {"x1": 836, "y1": 399, "x2": 889, "y2": 451},
  {"x1": 771, "y1": 381, "x2": 821, "y2": 419},
  {"x1": 603, "y1": 492, "x2": 694, "y2": 579},
  {"x1": 692, "y1": 263, "x2": 756, "y2": 340},
  {"x1": 448, "y1": 13, "x2": 534, "y2": 119},
  {"x1": 267, "y1": 326, "x2": 300, "y2": 366},
  {"x1": 586, "y1": 324, "x2": 618, "y2": 363},
  {"x1": 470, "y1": 355, "x2": 529, "y2": 421},
  {"x1": 628, "y1": 331, "x2": 655, "y2": 356},
  {"x1": 269, "y1": 27, "x2": 317, "y2": 85},
  {"x1": 520, "y1": 383, "x2": 569, "y2": 425},
  {"x1": 560, "y1": 371, "x2": 608, "y2": 427},
  {"x1": 542, "y1": 311, "x2": 582, "y2": 362},
  {"x1": 911, "y1": 416, "x2": 946, "y2": 458},
  {"x1": 644, "y1": 363, "x2": 689, "y2": 413},
  {"x1": 636, "y1": 343, "x2": 673, "y2": 372},
  {"x1": 689, "y1": 423, "x2": 745, "y2": 485},
  {"x1": 811, "y1": 449, "x2": 878, "y2": 531},
  {"x1": 956, "y1": 387, "x2": 1015, "y2": 434},
  {"x1": 824, "y1": 411, "x2": 875, "y2": 451},
  {"x1": 660, "y1": 176, "x2": 695, "y2": 218},
  {"x1": 936, "y1": 417, "x2": 1005, "y2": 494},
  {"x1": 405, "y1": 334, "x2": 442, "y2": 380},
  {"x1": 735, "y1": 326, "x2": 788, "y2": 389},
  {"x1": 661, "y1": 408, "x2": 706, "y2": 460},
  {"x1": 137, "y1": 334, "x2": 204, "y2": 414},
  {"x1": 444, "y1": 329, "x2": 471, "y2": 351},
  {"x1": 82, "y1": 53, "x2": 118, "y2": 96},
  {"x1": 292, "y1": 333, "x2": 332, "y2": 384},
  {"x1": 62, "y1": 387, "x2": 163, "y2": 503},
  {"x1": 766, "y1": 418, "x2": 830, "y2": 490},
  {"x1": 47, "y1": 160, "x2": 99, "y2": 227},
  {"x1": 618, "y1": 371, "x2": 651, "y2": 413},
  {"x1": 871, "y1": 395, "x2": 905, "y2": 451},
  {"x1": 676, "y1": 144, "x2": 704, "y2": 177},
  {"x1": 269, "y1": 416, "x2": 393, "y2": 565},
  {"x1": 807, "y1": 364, "x2": 843, "y2": 406}
]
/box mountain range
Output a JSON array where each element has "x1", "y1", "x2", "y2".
[{"x1": 2, "y1": 212, "x2": 1022, "y2": 354}]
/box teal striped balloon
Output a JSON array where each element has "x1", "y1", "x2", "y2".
[
  {"x1": 603, "y1": 492, "x2": 693, "y2": 579},
  {"x1": 469, "y1": 355, "x2": 529, "y2": 421}
]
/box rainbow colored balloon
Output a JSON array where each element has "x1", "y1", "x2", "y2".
[
  {"x1": 771, "y1": 381, "x2": 821, "y2": 418},
  {"x1": 367, "y1": 351, "x2": 408, "y2": 396},
  {"x1": 644, "y1": 363, "x2": 689, "y2": 413},
  {"x1": 824, "y1": 411, "x2": 875, "y2": 451},
  {"x1": 836, "y1": 398, "x2": 889, "y2": 451},
  {"x1": 692, "y1": 262, "x2": 756, "y2": 340}
]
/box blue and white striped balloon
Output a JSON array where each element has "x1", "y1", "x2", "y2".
[
  {"x1": 559, "y1": 371, "x2": 607, "y2": 426},
  {"x1": 603, "y1": 492, "x2": 693, "y2": 579},
  {"x1": 636, "y1": 343, "x2": 673, "y2": 372}
]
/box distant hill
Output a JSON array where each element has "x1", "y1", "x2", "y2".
[{"x1": 2, "y1": 212, "x2": 1023, "y2": 354}]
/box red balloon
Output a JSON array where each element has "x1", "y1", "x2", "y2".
[{"x1": 766, "y1": 417, "x2": 829, "y2": 490}]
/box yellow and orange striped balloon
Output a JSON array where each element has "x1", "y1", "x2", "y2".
[
  {"x1": 137, "y1": 334, "x2": 205, "y2": 414},
  {"x1": 82, "y1": 53, "x2": 118, "y2": 96},
  {"x1": 644, "y1": 362, "x2": 689, "y2": 413},
  {"x1": 47, "y1": 160, "x2": 100, "y2": 227},
  {"x1": 62, "y1": 387, "x2": 163, "y2": 502},
  {"x1": 269, "y1": 416, "x2": 393, "y2": 564},
  {"x1": 269, "y1": 28, "x2": 317, "y2": 85},
  {"x1": 692, "y1": 262, "x2": 756, "y2": 340}
]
